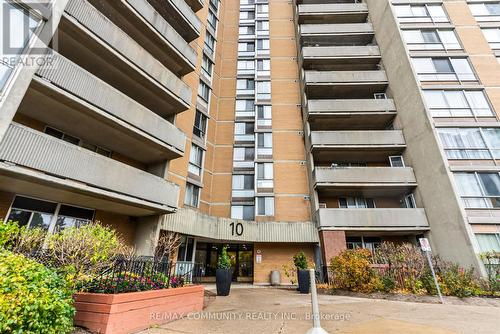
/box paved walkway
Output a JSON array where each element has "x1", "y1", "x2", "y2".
[{"x1": 141, "y1": 288, "x2": 500, "y2": 334}]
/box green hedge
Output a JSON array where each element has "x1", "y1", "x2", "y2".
[{"x1": 0, "y1": 250, "x2": 75, "y2": 333}]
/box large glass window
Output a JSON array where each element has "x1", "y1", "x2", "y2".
[
  {"x1": 201, "y1": 54, "x2": 213, "y2": 79},
  {"x1": 184, "y1": 183, "x2": 200, "y2": 207},
  {"x1": 188, "y1": 144, "x2": 204, "y2": 176},
  {"x1": 198, "y1": 81, "x2": 210, "y2": 102},
  {"x1": 437, "y1": 128, "x2": 491, "y2": 159},
  {"x1": 469, "y1": 2, "x2": 500, "y2": 22},
  {"x1": 256, "y1": 163, "x2": 273, "y2": 188},
  {"x1": 6, "y1": 196, "x2": 93, "y2": 232},
  {"x1": 257, "y1": 133, "x2": 272, "y2": 148},
  {"x1": 231, "y1": 205, "x2": 255, "y2": 220},
  {"x1": 482, "y1": 28, "x2": 500, "y2": 49},
  {"x1": 0, "y1": 2, "x2": 40, "y2": 94},
  {"x1": 204, "y1": 32, "x2": 216, "y2": 55},
  {"x1": 232, "y1": 175, "x2": 255, "y2": 197},
  {"x1": 193, "y1": 110, "x2": 208, "y2": 140},
  {"x1": 422, "y1": 90, "x2": 493, "y2": 117},
  {"x1": 412, "y1": 57, "x2": 476, "y2": 82},
  {"x1": 394, "y1": 4, "x2": 448, "y2": 23},
  {"x1": 256, "y1": 197, "x2": 274, "y2": 216},
  {"x1": 475, "y1": 233, "x2": 500, "y2": 252},
  {"x1": 207, "y1": 9, "x2": 217, "y2": 31},
  {"x1": 339, "y1": 197, "x2": 375, "y2": 209},
  {"x1": 454, "y1": 172, "x2": 500, "y2": 208},
  {"x1": 403, "y1": 29, "x2": 461, "y2": 51},
  {"x1": 233, "y1": 147, "x2": 254, "y2": 161}
]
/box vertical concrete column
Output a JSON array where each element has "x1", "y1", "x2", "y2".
[
  {"x1": 134, "y1": 215, "x2": 162, "y2": 256},
  {"x1": 319, "y1": 230, "x2": 347, "y2": 266}
]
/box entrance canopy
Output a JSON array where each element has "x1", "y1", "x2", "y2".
[{"x1": 160, "y1": 208, "x2": 319, "y2": 243}]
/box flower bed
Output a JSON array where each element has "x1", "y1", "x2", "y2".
[{"x1": 74, "y1": 285, "x2": 204, "y2": 334}]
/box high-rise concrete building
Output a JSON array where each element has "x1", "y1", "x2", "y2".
[{"x1": 0, "y1": 0, "x2": 498, "y2": 284}]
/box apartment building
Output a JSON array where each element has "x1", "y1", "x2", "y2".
[
  {"x1": 296, "y1": 0, "x2": 500, "y2": 275},
  {"x1": 1, "y1": 0, "x2": 498, "y2": 285}
]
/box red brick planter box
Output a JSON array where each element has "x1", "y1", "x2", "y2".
[{"x1": 74, "y1": 285, "x2": 204, "y2": 334}]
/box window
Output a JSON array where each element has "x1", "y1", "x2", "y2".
[
  {"x1": 339, "y1": 197, "x2": 375, "y2": 209},
  {"x1": 437, "y1": 128, "x2": 499, "y2": 160},
  {"x1": 232, "y1": 175, "x2": 254, "y2": 190},
  {"x1": 256, "y1": 163, "x2": 273, "y2": 188},
  {"x1": 208, "y1": 9, "x2": 217, "y2": 30},
  {"x1": 257, "y1": 133, "x2": 272, "y2": 148},
  {"x1": 482, "y1": 28, "x2": 500, "y2": 49},
  {"x1": 236, "y1": 100, "x2": 255, "y2": 112},
  {"x1": 6, "y1": 196, "x2": 93, "y2": 232},
  {"x1": 454, "y1": 172, "x2": 500, "y2": 208},
  {"x1": 204, "y1": 32, "x2": 216, "y2": 55},
  {"x1": 185, "y1": 183, "x2": 200, "y2": 207},
  {"x1": 257, "y1": 39, "x2": 270, "y2": 50},
  {"x1": 188, "y1": 144, "x2": 204, "y2": 176},
  {"x1": 231, "y1": 205, "x2": 255, "y2": 220},
  {"x1": 236, "y1": 79, "x2": 255, "y2": 90},
  {"x1": 389, "y1": 156, "x2": 405, "y2": 167},
  {"x1": 256, "y1": 81, "x2": 271, "y2": 98},
  {"x1": 198, "y1": 81, "x2": 210, "y2": 101},
  {"x1": 234, "y1": 122, "x2": 255, "y2": 135},
  {"x1": 469, "y1": 2, "x2": 500, "y2": 21},
  {"x1": 239, "y1": 25, "x2": 255, "y2": 35},
  {"x1": 394, "y1": 4, "x2": 449, "y2": 23},
  {"x1": 257, "y1": 59, "x2": 270, "y2": 71},
  {"x1": 44, "y1": 126, "x2": 112, "y2": 157},
  {"x1": 403, "y1": 29, "x2": 461, "y2": 51},
  {"x1": 412, "y1": 57, "x2": 476, "y2": 82},
  {"x1": 346, "y1": 237, "x2": 381, "y2": 254},
  {"x1": 237, "y1": 60, "x2": 255, "y2": 70},
  {"x1": 256, "y1": 21, "x2": 269, "y2": 32},
  {"x1": 422, "y1": 90, "x2": 493, "y2": 117},
  {"x1": 256, "y1": 197, "x2": 274, "y2": 216},
  {"x1": 257, "y1": 4, "x2": 269, "y2": 14},
  {"x1": 0, "y1": 2, "x2": 40, "y2": 94},
  {"x1": 239, "y1": 10, "x2": 255, "y2": 20},
  {"x1": 475, "y1": 233, "x2": 500, "y2": 252},
  {"x1": 257, "y1": 105, "x2": 272, "y2": 119},
  {"x1": 233, "y1": 147, "x2": 255, "y2": 161},
  {"x1": 238, "y1": 42, "x2": 255, "y2": 52},
  {"x1": 201, "y1": 54, "x2": 213, "y2": 78},
  {"x1": 404, "y1": 194, "x2": 416, "y2": 208},
  {"x1": 55, "y1": 205, "x2": 94, "y2": 232},
  {"x1": 193, "y1": 110, "x2": 208, "y2": 140}
]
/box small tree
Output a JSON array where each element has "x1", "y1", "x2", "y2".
[
  {"x1": 293, "y1": 251, "x2": 308, "y2": 270},
  {"x1": 154, "y1": 231, "x2": 181, "y2": 279},
  {"x1": 218, "y1": 245, "x2": 231, "y2": 270}
]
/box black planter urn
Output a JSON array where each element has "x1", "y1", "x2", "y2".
[
  {"x1": 216, "y1": 269, "x2": 232, "y2": 296},
  {"x1": 297, "y1": 269, "x2": 310, "y2": 294}
]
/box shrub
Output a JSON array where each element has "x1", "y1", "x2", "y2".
[
  {"x1": 0, "y1": 250, "x2": 74, "y2": 333},
  {"x1": 0, "y1": 220, "x2": 19, "y2": 249},
  {"x1": 380, "y1": 275, "x2": 396, "y2": 293},
  {"x1": 375, "y1": 242, "x2": 425, "y2": 293},
  {"x1": 293, "y1": 251, "x2": 308, "y2": 270},
  {"x1": 329, "y1": 249, "x2": 380, "y2": 293},
  {"x1": 46, "y1": 223, "x2": 124, "y2": 286},
  {"x1": 421, "y1": 258, "x2": 480, "y2": 297},
  {"x1": 217, "y1": 246, "x2": 231, "y2": 270}
]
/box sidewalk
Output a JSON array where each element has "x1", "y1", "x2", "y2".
[{"x1": 139, "y1": 288, "x2": 500, "y2": 334}]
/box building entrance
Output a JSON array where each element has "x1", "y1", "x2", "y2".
[{"x1": 194, "y1": 242, "x2": 254, "y2": 282}]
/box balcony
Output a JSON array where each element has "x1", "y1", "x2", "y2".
[
  {"x1": 185, "y1": 0, "x2": 204, "y2": 12},
  {"x1": 302, "y1": 45, "x2": 381, "y2": 71},
  {"x1": 61, "y1": 0, "x2": 191, "y2": 116},
  {"x1": 316, "y1": 208, "x2": 430, "y2": 231},
  {"x1": 0, "y1": 123, "x2": 179, "y2": 216},
  {"x1": 314, "y1": 167, "x2": 417, "y2": 197},
  {"x1": 310, "y1": 130, "x2": 406, "y2": 163},
  {"x1": 300, "y1": 23, "x2": 374, "y2": 46},
  {"x1": 86, "y1": 0, "x2": 197, "y2": 75},
  {"x1": 304, "y1": 70, "x2": 388, "y2": 99},
  {"x1": 23, "y1": 52, "x2": 185, "y2": 164},
  {"x1": 298, "y1": 3, "x2": 368, "y2": 24},
  {"x1": 148, "y1": 0, "x2": 201, "y2": 42},
  {"x1": 307, "y1": 98, "x2": 397, "y2": 130}
]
